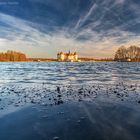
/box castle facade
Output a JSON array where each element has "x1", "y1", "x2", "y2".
[{"x1": 57, "y1": 51, "x2": 78, "y2": 62}]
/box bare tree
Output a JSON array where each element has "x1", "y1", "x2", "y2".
[
  {"x1": 115, "y1": 45, "x2": 140, "y2": 62},
  {"x1": 114, "y1": 46, "x2": 127, "y2": 61}
]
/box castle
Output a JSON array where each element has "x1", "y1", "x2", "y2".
[{"x1": 57, "y1": 51, "x2": 78, "y2": 62}]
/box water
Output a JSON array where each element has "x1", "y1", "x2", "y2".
[{"x1": 0, "y1": 62, "x2": 139, "y2": 86}]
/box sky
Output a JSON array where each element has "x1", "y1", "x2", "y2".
[{"x1": 0, "y1": 0, "x2": 140, "y2": 58}]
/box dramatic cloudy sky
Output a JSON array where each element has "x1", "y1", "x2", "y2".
[{"x1": 0, "y1": 0, "x2": 140, "y2": 58}]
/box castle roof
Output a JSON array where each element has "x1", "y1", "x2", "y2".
[{"x1": 58, "y1": 51, "x2": 78, "y2": 56}]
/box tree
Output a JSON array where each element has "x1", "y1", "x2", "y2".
[
  {"x1": 114, "y1": 45, "x2": 140, "y2": 62},
  {"x1": 114, "y1": 46, "x2": 127, "y2": 61}
]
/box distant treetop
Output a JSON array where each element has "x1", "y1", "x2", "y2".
[
  {"x1": 114, "y1": 45, "x2": 140, "y2": 62},
  {"x1": 0, "y1": 50, "x2": 27, "y2": 62}
]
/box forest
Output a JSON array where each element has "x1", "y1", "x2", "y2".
[{"x1": 0, "y1": 51, "x2": 27, "y2": 62}]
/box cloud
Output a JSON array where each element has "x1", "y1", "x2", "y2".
[
  {"x1": 114, "y1": 0, "x2": 126, "y2": 5},
  {"x1": 0, "y1": 0, "x2": 140, "y2": 58},
  {"x1": 75, "y1": 3, "x2": 98, "y2": 29}
]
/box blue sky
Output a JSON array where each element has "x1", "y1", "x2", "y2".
[{"x1": 0, "y1": 0, "x2": 140, "y2": 58}]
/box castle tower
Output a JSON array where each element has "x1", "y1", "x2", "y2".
[{"x1": 57, "y1": 51, "x2": 78, "y2": 62}]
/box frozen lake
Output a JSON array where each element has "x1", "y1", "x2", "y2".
[
  {"x1": 0, "y1": 62, "x2": 140, "y2": 140},
  {"x1": 0, "y1": 62, "x2": 139, "y2": 86},
  {"x1": 0, "y1": 62, "x2": 140, "y2": 110}
]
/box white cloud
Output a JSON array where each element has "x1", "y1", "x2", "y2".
[
  {"x1": 75, "y1": 3, "x2": 98, "y2": 29},
  {"x1": 0, "y1": 12, "x2": 140, "y2": 58},
  {"x1": 114, "y1": 0, "x2": 126, "y2": 5}
]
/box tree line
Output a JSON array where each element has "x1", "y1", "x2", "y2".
[
  {"x1": 0, "y1": 51, "x2": 27, "y2": 62},
  {"x1": 114, "y1": 45, "x2": 140, "y2": 62}
]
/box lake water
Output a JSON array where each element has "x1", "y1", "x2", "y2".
[{"x1": 0, "y1": 62, "x2": 140, "y2": 140}]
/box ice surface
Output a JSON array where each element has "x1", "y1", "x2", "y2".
[{"x1": 0, "y1": 62, "x2": 140, "y2": 114}]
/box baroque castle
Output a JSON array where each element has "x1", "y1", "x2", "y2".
[{"x1": 57, "y1": 51, "x2": 78, "y2": 62}]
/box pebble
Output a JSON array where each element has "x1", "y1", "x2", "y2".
[
  {"x1": 57, "y1": 94, "x2": 62, "y2": 98},
  {"x1": 56, "y1": 100, "x2": 63, "y2": 105},
  {"x1": 78, "y1": 91, "x2": 83, "y2": 94},
  {"x1": 31, "y1": 100, "x2": 35, "y2": 104},
  {"x1": 57, "y1": 87, "x2": 60, "y2": 93},
  {"x1": 78, "y1": 98, "x2": 82, "y2": 102},
  {"x1": 0, "y1": 83, "x2": 139, "y2": 109}
]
